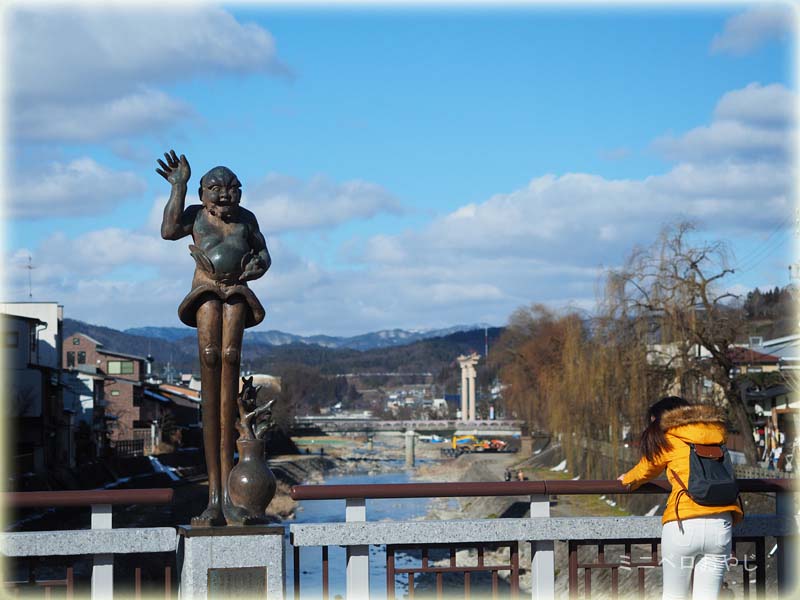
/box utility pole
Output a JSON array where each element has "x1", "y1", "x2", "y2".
[
  {"x1": 20, "y1": 255, "x2": 35, "y2": 299},
  {"x1": 790, "y1": 208, "x2": 800, "y2": 284}
]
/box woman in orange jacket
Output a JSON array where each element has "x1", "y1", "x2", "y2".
[{"x1": 619, "y1": 396, "x2": 743, "y2": 600}]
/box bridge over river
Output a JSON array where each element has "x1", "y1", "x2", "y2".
[{"x1": 291, "y1": 416, "x2": 526, "y2": 436}]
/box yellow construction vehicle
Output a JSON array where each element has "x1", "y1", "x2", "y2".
[{"x1": 452, "y1": 435, "x2": 483, "y2": 453}]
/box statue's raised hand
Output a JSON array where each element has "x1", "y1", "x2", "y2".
[{"x1": 156, "y1": 150, "x2": 191, "y2": 185}]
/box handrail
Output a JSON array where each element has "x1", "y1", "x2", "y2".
[
  {"x1": 291, "y1": 478, "x2": 794, "y2": 500},
  {"x1": 3, "y1": 488, "x2": 174, "y2": 508}
]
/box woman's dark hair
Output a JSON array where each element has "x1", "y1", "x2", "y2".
[{"x1": 639, "y1": 396, "x2": 690, "y2": 461}]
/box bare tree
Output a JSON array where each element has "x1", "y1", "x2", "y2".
[
  {"x1": 492, "y1": 222, "x2": 760, "y2": 477},
  {"x1": 608, "y1": 222, "x2": 756, "y2": 461}
]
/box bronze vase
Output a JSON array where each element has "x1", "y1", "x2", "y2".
[{"x1": 227, "y1": 438, "x2": 277, "y2": 518}]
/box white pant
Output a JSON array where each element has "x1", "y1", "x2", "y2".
[{"x1": 661, "y1": 514, "x2": 733, "y2": 600}]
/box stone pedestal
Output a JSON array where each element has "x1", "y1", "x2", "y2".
[{"x1": 177, "y1": 525, "x2": 285, "y2": 599}]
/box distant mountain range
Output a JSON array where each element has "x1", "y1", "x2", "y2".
[
  {"x1": 63, "y1": 318, "x2": 503, "y2": 376},
  {"x1": 124, "y1": 323, "x2": 494, "y2": 351}
]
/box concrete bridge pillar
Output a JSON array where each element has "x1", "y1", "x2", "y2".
[
  {"x1": 457, "y1": 353, "x2": 480, "y2": 422},
  {"x1": 405, "y1": 430, "x2": 416, "y2": 467},
  {"x1": 467, "y1": 364, "x2": 477, "y2": 421},
  {"x1": 520, "y1": 435, "x2": 533, "y2": 457},
  {"x1": 460, "y1": 369, "x2": 468, "y2": 421}
]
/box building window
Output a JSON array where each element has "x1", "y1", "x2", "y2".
[
  {"x1": 66, "y1": 351, "x2": 75, "y2": 367},
  {"x1": 110, "y1": 390, "x2": 120, "y2": 396},
  {"x1": 77, "y1": 351, "x2": 86, "y2": 364},
  {"x1": 3, "y1": 332, "x2": 19, "y2": 348},
  {"x1": 107, "y1": 360, "x2": 134, "y2": 375},
  {"x1": 72, "y1": 337, "x2": 81, "y2": 345}
]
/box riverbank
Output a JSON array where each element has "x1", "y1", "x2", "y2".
[{"x1": 270, "y1": 432, "x2": 444, "y2": 520}]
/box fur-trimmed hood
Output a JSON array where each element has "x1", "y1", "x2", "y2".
[
  {"x1": 660, "y1": 404, "x2": 726, "y2": 431},
  {"x1": 621, "y1": 401, "x2": 742, "y2": 525}
]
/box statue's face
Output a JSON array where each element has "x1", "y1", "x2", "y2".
[{"x1": 199, "y1": 167, "x2": 241, "y2": 220}]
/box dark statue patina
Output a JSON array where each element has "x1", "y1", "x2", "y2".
[
  {"x1": 228, "y1": 377, "x2": 277, "y2": 519},
  {"x1": 157, "y1": 150, "x2": 275, "y2": 526}
]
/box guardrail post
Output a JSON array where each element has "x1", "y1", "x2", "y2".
[
  {"x1": 529, "y1": 494, "x2": 554, "y2": 600},
  {"x1": 346, "y1": 498, "x2": 369, "y2": 599},
  {"x1": 776, "y1": 490, "x2": 797, "y2": 593},
  {"x1": 91, "y1": 503, "x2": 113, "y2": 600}
]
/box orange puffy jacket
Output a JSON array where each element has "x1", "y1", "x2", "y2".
[{"x1": 621, "y1": 404, "x2": 744, "y2": 525}]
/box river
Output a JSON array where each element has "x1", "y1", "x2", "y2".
[{"x1": 289, "y1": 459, "x2": 455, "y2": 600}]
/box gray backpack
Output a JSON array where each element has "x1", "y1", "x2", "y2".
[{"x1": 670, "y1": 442, "x2": 741, "y2": 525}]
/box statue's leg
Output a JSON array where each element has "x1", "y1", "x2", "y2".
[
  {"x1": 192, "y1": 295, "x2": 224, "y2": 527},
  {"x1": 220, "y1": 297, "x2": 249, "y2": 524}
]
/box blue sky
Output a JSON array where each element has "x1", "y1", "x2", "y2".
[{"x1": 3, "y1": 2, "x2": 797, "y2": 335}]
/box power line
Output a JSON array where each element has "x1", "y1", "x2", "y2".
[
  {"x1": 732, "y1": 214, "x2": 792, "y2": 273},
  {"x1": 734, "y1": 230, "x2": 791, "y2": 275}
]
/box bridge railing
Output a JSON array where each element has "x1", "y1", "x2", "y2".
[
  {"x1": 291, "y1": 418, "x2": 526, "y2": 434},
  {"x1": 289, "y1": 479, "x2": 797, "y2": 600},
  {"x1": 2, "y1": 489, "x2": 177, "y2": 599},
  {"x1": 2, "y1": 481, "x2": 796, "y2": 599}
]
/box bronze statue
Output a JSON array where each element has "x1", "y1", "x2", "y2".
[
  {"x1": 228, "y1": 377, "x2": 277, "y2": 520},
  {"x1": 158, "y1": 150, "x2": 271, "y2": 526}
]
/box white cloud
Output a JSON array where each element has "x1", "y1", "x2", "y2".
[
  {"x1": 3, "y1": 83, "x2": 794, "y2": 335},
  {"x1": 246, "y1": 174, "x2": 404, "y2": 233},
  {"x1": 10, "y1": 228, "x2": 186, "y2": 280},
  {"x1": 140, "y1": 172, "x2": 403, "y2": 236},
  {"x1": 358, "y1": 160, "x2": 791, "y2": 273},
  {"x1": 652, "y1": 82, "x2": 795, "y2": 164},
  {"x1": 336, "y1": 82, "x2": 795, "y2": 329},
  {"x1": 653, "y1": 121, "x2": 790, "y2": 163},
  {"x1": 710, "y1": 5, "x2": 795, "y2": 55},
  {"x1": 10, "y1": 6, "x2": 285, "y2": 103},
  {"x1": 11, "y1": 158, "x2": 146, "y2": 219},
  {"x1": 714, "y1": 83, "x2": 795, "y2": 128},
  {"x1": 8, "y1": 6, "x2": 285, "y2": 143},
  {"x1": 15, "y1": 89, "x2": 193, "y2": 143}
]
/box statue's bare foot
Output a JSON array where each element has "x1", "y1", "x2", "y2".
[
  {"x1": 223, "y1": 503, "x2": 266, "y2": 526},
  {"x1": 191, "y1": 504, "x2": 224, "y2": 527}
]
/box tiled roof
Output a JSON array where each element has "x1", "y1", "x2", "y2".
[
  {"x1": 71, "y1": 332, "x2": 104, "y2": 347},
  {"x1": 159, "y1": 384, "x2": 200, "y2": 402},
  {"x1": 97, "y1": 348, "x2": 147, "y2": 361},
  {"x1": 728, "y1": 347, "x2": 781, "y2": 364}
]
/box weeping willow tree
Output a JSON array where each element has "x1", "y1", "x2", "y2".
[
  {"x1": 493, "y1": 303, "x2": 668, "y2": 476},
  {"x1": 608, "y1": 222, "x2": 754, "y2": 461},
  {"x1": 493, "y1": 221, "x2": 752, "y2": 472},
  {"x1": 491, "y1": 305, "x2": 575, "y2": 432}
]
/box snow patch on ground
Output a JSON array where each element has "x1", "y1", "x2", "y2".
[
  {"x1": 550, "y1": 459, "x2": 567, "y2": 472},
  {"x1": 149, "y1": 456, "x2": 180, "y2": 481}
]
